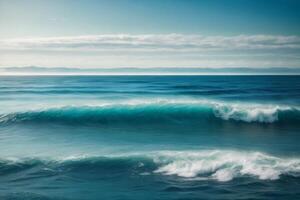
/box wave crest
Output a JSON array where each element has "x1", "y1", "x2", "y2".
[
  {"x1": 1, "y1": 150, "x2": 300, "y2": 182},
  {"x1": 0, "y1": 100, "x2": 299, "y2": 124}
]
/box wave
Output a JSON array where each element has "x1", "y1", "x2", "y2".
[
  {"x1": 1, "y1": 150, "x2": 300, "y2": 182},
  {"x1": 0, "y1": 100, "x2": 299, "y2": 125}
]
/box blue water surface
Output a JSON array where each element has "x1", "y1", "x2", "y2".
[{"x1": 0, "y1": 75, "x2": 300, "y2": 200}]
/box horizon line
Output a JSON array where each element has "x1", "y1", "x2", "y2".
[{"x1": 1, "y1": 66, "x2": 300, "y2": 76}]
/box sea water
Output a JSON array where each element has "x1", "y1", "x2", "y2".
[{"x1": 0, "y1": 75, "x2": 300, "y2": 199}]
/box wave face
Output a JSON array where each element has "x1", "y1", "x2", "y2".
[
  {"x1": 1, "y1": 101, "x2": 299, "y2": 125},
  {"x1": 1, "y1": 150, "x2": 300, "y2": 182}
]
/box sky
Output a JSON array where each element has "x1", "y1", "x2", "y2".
[{"x1": 0, "y1": 0, "x2": 300, "y2": 70}]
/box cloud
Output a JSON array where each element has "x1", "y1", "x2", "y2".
[
  {"x1": 1, "y1": 34, "x2": 300, "y2": 52},
  {"x1": 1, "y1": 34, "x2": 299, "y2": 68}
]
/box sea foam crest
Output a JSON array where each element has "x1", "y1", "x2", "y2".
[
  {"x1": 212, "y1": 104, "x2": 282, "y2": 123},
  {"x1": 153, "y1": 150, "x2": 300, "y2": 182}
]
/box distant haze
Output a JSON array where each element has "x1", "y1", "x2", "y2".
[{"x1": 1, "y1": 66, "x2": 300, "y2": 75}]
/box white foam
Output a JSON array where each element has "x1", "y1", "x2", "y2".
[
  {"x1": 1, "y1": 149, "x2": 300, "y2": 182},
  {"x1": 212, "y1": 103, "x2": 285, "y2": 123},
  {"x1": 153, "y1": 150, "x2": 300, "y2": 182}
]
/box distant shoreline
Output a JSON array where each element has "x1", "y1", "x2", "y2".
[{"x1": 1, "y1": 66, "x2": 300, "y2": 76}]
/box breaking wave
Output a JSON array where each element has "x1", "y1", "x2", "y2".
[
  {"x1": 153, "y1": 150, "x2": 300, "y2": 182},
  {"x1": 0, "y1": 100, "x2": 299, "y2": 124},
  {"x1": 1, "y1": 150, "x2": 300, "y2": 182}
]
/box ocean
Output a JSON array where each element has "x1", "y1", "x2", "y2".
[{"x1": 0, "y1": 75, "x2": 300, "y2": 200}]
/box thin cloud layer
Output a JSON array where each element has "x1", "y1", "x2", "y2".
[
  {"x1": 1, "y1": 34, "x2": 300, "y2": 68},
  {"x1": 1, "y1": 34, "x2": 300, "y2": 52}
]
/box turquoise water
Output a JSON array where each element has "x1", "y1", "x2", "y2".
[{"x1": 0, "y1": 76, "x2": 300, "y2": 199}]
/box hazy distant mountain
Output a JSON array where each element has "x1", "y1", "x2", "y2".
[{"x1": 1, "y1": 66, "x2": 300, "y2": 75}]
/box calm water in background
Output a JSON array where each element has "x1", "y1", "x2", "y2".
[{"x1": 0, "y1": 76, "x2": 300, "y2": 200}]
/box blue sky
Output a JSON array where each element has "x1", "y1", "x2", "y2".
[{"x1": 0, "y1": 0, "x2": 300, "y2": 69}]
